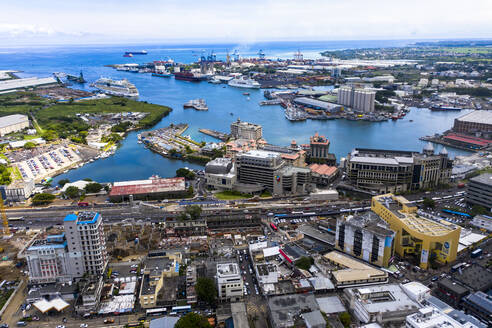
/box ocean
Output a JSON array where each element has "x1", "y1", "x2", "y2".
[{"x1": 0, "y1": 40, "x2": 472, "y2": 184}]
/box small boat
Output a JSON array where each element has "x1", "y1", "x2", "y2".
[
  {"x1": 243, "y1": 92, "x2": 250, "y2": 96},
  {"x1": 230, "y1": 112, "x2": 233, "y2": 116},
  {"x1": 123, "y1": 53, "x2": 133, "y2": 57},
  {"x1": 409, "y1": 119, "x2": 414, "y2": 122}
]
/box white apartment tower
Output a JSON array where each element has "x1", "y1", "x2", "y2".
[
  {"x1": 338, "y1": 86, "x2": 375, "y2": 113},
  {"x1": 216, "y1": 263, "x2": 243, "y2": 302}
]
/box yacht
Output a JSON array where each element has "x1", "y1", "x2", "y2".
[
  {"x1": 228, "y1": 76, "x2": 261, "y2": 89},
  {"x1": 91, "y1": 78, "x2": 139, "y2": 98}
]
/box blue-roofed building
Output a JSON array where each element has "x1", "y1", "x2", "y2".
[
  {"x1": 64, "y1": 211, "x2": 107, "y2": 277},
  {"x1": 462, "y1": 291, "x2": 492, "y2": 326}
]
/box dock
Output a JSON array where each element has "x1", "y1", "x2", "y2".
[{"x1": 199, "y1": 128, "x2": 230, "y2": 141}]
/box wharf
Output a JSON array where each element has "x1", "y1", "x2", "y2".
[
  {"x1": 199, "y1": 128, "x2": 230, "y2": 141},
  {"x1": 419, "y1": 135, "x2": 485, "y2": 152}
]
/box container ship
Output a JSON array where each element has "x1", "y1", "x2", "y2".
[
  {"x1": 125, "y1": 50, "x2": 147, "y2": 55},
  {"x1": 91, "y1": 78, "x2": 139, "y2": 98}
]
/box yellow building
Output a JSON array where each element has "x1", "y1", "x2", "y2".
[{"x1": 371, "y1": 194, "x2": 461, "y2": 269}]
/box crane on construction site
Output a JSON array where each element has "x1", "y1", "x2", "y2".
[{"x1": 1, "y1": 191, "x2": 9, "y2": 235}]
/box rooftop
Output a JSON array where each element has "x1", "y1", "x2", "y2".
[
  {"x1": 456, "y1": 110, "x2": 492, "y2": 125},
  {"x1": 309, "y1": 164, "x2": 338, "y2": 176},
  {"x1": 464, "y1": 291, "x2": 492, "y2": 313},
  {"x1": 110, "y1": 177, "x2": 186, "y2": 196},
  {"x1": 470, "y1": 173, "x2": 492, "y2": 186},
  {"x1": 239, "y1": 149, "x2": 281, "y2": 160},
  {"x1": 342, "y1": 212, "x2": 394, "y2": 237},
  {"x1": 0, "y1": 76, "x2": 57, "y2": 92},
  {"x1": 217, "y1": 263, "x2": 240, "y2": 277},
  {"x1": 0, "y1": 114, "x2": 28, "y2": 129},
  {"x1": 268, "y1": 294, "x2": 319, "y2": 327},
  {"x1": 407, "y1": 307, "x2": 478, "y2": 328},
  {"x1": 324, "y1": 251, "x2": 387, "y2": 283},
  {"x1": 64, "y1": 212, "x2": 100, "y2": 225},
  {"x1": 438, "y1": 278, "x2": 470, "y2": 295}
]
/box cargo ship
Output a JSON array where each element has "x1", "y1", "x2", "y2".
[
  {"x1": 174, "y1": 71, "x2": 205, "y2": 82},
  {"x1": 125, "y1": 50, "x2": 147, "y2": 55},
  {"x1": 91, "y1": 78, "x2": 139, "y2": 98},
  {"x1": 430, "y1": 105, "x2": 462, "y2": 111}
]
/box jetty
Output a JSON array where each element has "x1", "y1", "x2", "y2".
[{"x1": 199, "y1": 128, "x2": 230, "y2": 141}]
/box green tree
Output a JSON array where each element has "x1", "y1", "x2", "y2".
[
  {"x1": 471, "y1": 205, "x2": 488, "y2": 216},
  {"x1": 58, "y1": 179, "x2": 70, "y2": 187},
  {"x1": 32, "y1": 193, "x2": 56, "y2": 206},
  {"x1": 185, "y1": 205, "x2": 202, "y2": 220},
  {"x1": 295, "y1": 256, "x2": 314, "y2": 271},
  {"x1": 175, "y1": 313, "x2": 212, "y2": 328},
  {"x1": 338, "y1": 312, "x2": 351, "y2": 328},
  {"x1": 41, "y1": 130, "x2": 58, "y2": 141},
  {"x1": 84, "y1": 182, "x2": 103, "y2": 193},
  {"x1": 64, "y1": 186, "x2": 81, "y2": 199},
  {"x1": 0, "y1": 165, "x2": 11, "y2": 185},
  {"x1": 176, "y1": 168, "x2": 195, "y2": 180},
  {"x1": 195, "y1": 277, "x2": 217, "y2": 307},
  {"x1": 23, "y1": 141, "x2": 36, "y2": 149},
  {"x1": 423, "y1": 197, "x2": 435, "y2": 209}
]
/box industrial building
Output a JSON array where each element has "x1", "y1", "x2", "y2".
[
  {"x1": 343, "y1": 284, "x2": 420, "y2": 325},
  {"x1": 453, "y1": 111, "x2": 492, "y2": 138},
  {"x1": 466, "y1": 173, "x2": 492, "y2": 211},
  {"x1": 337, "y1": 86, "x2": 375, "y2": 112},
  {"x1": 0, "y1": 114, "x2": 29, "y2": 136},
  {"x1": 0, "y1": 76, "x2": 57, "y2": 94},
  {"x1": 346, "y1": 144, "x2": 452, "y2": 193},
  {"x1": 335, "y1": 212, "x2": 395, "y2": 267},
  {"x1": 109, "y1": 176, "x2": 187, "y2": 201},
  {"x1": 216, "y1": 263, "x2": 243, "y2": 302},
  {"x1": 372, "y1": 194, "x2": 461, "y2": 269},
  {"x1": 323, "y1": 251, "x2": 388, "y2": 287},
  {"x1": 293, "y1": 97, "x2": 341, "y2": 113},
  {"x1": 230, "y1": 118, "x2": 263, "y2": 141},
  {"x1": 204, "y1": 157, "x2": 236, "y2": 190}
]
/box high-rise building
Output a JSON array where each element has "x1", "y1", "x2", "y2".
[
  {"x1": 346, "y1": 144, "x2": 452, "y2": 193},
  {"x1": 309, "y1": 132, "x2": 336, "y2": 165},
  {"x1": 230, "y1": 118, "x2": 263, "y2": 141},
  {"x1": 335, "y1": 212, "x2": 395, "y2": 267},
  {"x1": 372, "y1": 194, "x2": 461, "y2": 269},
  {"x1": 216, "y1": 263, "x2": 243, "y2": 302},
  {"x1": 337, "y1": 86, "x2": 375, "y2": 113},
  {"x1": 466, "y1": 173, "x2": 492, "y2": 211},
  {"x1": 64, "y1": 212, "x2": 107, "y2": 276}
]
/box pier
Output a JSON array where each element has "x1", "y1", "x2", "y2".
[{"x1": 199, "y1": 128, "x2": 230, "y2": 141}]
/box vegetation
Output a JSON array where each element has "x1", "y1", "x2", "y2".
[
  {"x1": 178, "y1": 205, "x2": 202, "y2": 220},
  {"x1": 422, "y1": 197, "x2": 436, "y2": 209},
  {"x1": 101, "y1": 133, "x2": 123, "y2": 143},
  {"x1": 375, "y1": 89, "x2": 396, "y2": 103},
  {"x1": 215, "y1": 190, "x2": 253, "y2": 200},
  {"x1": 176, "y1": 167, "x2": 196, "y2": 180},
  {"x1": 444, "y1": 87, "x2": 492, "y2": 98},
  {"x1": 58, "y1": 178, "x2": 70, "y2": 187},
  {"x1": 31, "y1": 193, "x2": 56, "y2": 205},
  {"x1": 84, "y1": 182, "x2": 103, "y2": 194},
  {"x1": 0, "y1": 165, "x2": 12, "y2": 185},
  {"x1": 338, "y1": 312, "x2": 352, "y2": 328},
  {"x1": 111, "y1": 121, "x2": 132, "y2": 132},
  {"x1": 0, "y1": 289, "x2": 14, "y2": 311},
  {"x1": 471, "y1": 205, "x2": 489, "y2": 216},
  {"x1": 295, "y1": 256, "x2": 314, "y2": 271},
  {"x1": 175, "y1": 313, "x2": 212, "y2": 328},
  {"x1": 23, "y1": 141, "x2": 36, "y2": 149},
  {"x1": 64, "y1": 186, "x2": 81, "y2": 199},
  {"x1": 195, "y1": 277, "x2": 217, "y2": 307}
]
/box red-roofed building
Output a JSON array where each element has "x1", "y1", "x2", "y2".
[
  {"x1": 443, "y1": 133, "x2": 492, "y2": 150},
  {"x1": 309, "y1": 164, "x2": 339, "y2": 186},
  {"x1": 109, "y1": 176, "x2": 187, "y2": 201}
]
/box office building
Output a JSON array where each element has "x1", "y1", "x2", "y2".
[
  {"x1": 204, "y1": 157, "x2": 236, "y2": 190},
  {"x1": 335, "y1": 212, "x2": 395, "y2": 267},
  {"x1": 466, "y1": 173, "x2": 492, "y2": 211},
  {"x1": 344, "y1": 284, "x2": 420, "y2": 325},
  {"x1": 64, "y1": 212, "x2": 107, "y2": 276},
  {"x1": 323, "y1": 251, "x2": 388, "y2": 287},
  {"x1": 230, "y1": 118, "x2": 263, "y2": 141},
  {"x1": 346, "y1": 145, "x2": 452, "y2": 193},
  {"x1": 372, "y1": 194, "x2": 461, "y2": 269},
  {"x1": 453, "y1": 111, "x2": 492, "y2": 138},
  {"x1": 0, "y1": 114, "x2": 29, "y2": 136},
  {"x1": 434, "y1": 278, "x2": 470, "y2": 308},
  {"x1": 337, "y1": 86, "x2": 375, "y2": 113},
  {"x1": 462, "y1": 291, "x2": 492, "y2": 326},
  {"x1": 25, "y1": 233, "x2": 81, "y2": 284},
  {"x1": 217, "y1": 263, "x2": 243, "y2": 302},
  {"x1": 406, "y1": 306, "x2": 483, "y2": 328}
]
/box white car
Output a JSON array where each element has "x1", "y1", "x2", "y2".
[{"x1": 80, "y1": 324, "x2": 89, "y2": 328}]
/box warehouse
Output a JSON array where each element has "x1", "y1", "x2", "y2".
[
  {"x1": 453, "y1": 111, "x2": 492, "y2": 138},
  {"x1": 0, "y1": 114, "x2": 29, "y2": 136},
  {"x1": 293, "y1": 97, "x2": 341, "y2": 113},
  {"x1": 109, "y1": 176, "x2": 187, "y2": 201},
  {"x1": 0, "y1": 76, "x2": 57, "y2": 94}
]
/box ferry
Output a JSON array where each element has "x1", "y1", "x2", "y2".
[
  {"x1": 228, "y1": 76, "x2": 261, "y2": 89},
  {"x1": 91, "y1": 78, "x2": 139, "y2": 98}
]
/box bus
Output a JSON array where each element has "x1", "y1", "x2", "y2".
[
  {"x1": 451, "y1": 262, "x2": 466, "y2": 272},
  {"x1": 471, "y1": 249, "x2": 483, "y2": 258},
  {"x1": 171, "y1": 306, "x2": 191, "y2": 314},
  {"x1": 146, "y1": 308, "x2": 167, "y2": 316},
  {"x1": 8, "y1": 217, "x2": 24, "y2": 221},
  {"x1": 270, "y1": 223, "x2": 278, "y2": 231}
]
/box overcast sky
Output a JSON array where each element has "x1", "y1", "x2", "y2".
[{"x1": 1, "y1": 0, "x2": 492, "y2": 46}]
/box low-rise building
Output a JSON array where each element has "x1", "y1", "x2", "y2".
[
  {"x1": 372, "y1": 194, "x2": 461, "y2": 269},
  {"x1": 109, "y1": 176, "x2": 188, "y2": 201},
  {"x1": 402, "y1": 281, "x2": 431, "y2": 304},
  {"x1": 308, "y1": 164, "x2": 338, "y2": 186},
  {"x1": 466, "y1": 173, "x2": 492, "y2": 211},
  {"x1": 406, "y1": 306, "x2": 482, "y2": 328},
  {"x1": 217, "y1": 263, "x2": 243, "y2": 302},
  {"x1": 255, "y1": 263, "x2": 279, "y2": 285},
  {"x1": 335, "y1": 212, "x2": 395, "y2": 267},
  {"x1": 470, "y1": 214, "x2": 492, "y2": 232},
  {"x1": 462, "y1": 291, "x2": 492, "y2": 326},
  {"x1": 204, "y1": 157, "x2": 236, "y2": 190},
  {"x1": 268, "y1": 294, "x2": 319, "y2": 328},
  {"x1": 0, "y1": 114, "x2": 29, "y2": 136},
  {"x1": 434, "y1": 278, "x2": 470, "y2": 308},
  {"x1": 344, "y1": 284, "x2": 420, "y2": 325},
  {"x1": 323, "y1": 251, "x2": 388, "y2": 287}
]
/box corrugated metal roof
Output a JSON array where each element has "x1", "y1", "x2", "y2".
[{"x1": 110, "y1": 177, "x2": 186, "y2": 196}]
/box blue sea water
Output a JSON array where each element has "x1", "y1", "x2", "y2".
[{"x1": 0, "y1": 40, "x2": 472, "y2": 184}]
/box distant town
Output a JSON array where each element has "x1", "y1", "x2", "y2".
[{"x1": 0, "y1": 39, "x2": 491, "y2": 328}]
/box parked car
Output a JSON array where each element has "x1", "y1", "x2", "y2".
[{"x1": 104, "y1": 319, "x2": 115, "y2": 324}]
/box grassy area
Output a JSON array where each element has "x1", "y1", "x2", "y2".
[
  {"x1": 0, "y1": 289, "x2": 14, "y2": 311},
  {"x1": 8, "y1": 166, "x2": 22, "y2": 181},
  {"x1": 215, "y1": 190, "x2": 253, "y2": 200}
]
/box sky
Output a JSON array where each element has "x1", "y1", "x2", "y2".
[{"x1": 1, "y1": 0, "x2": 492, "y2": 46}]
